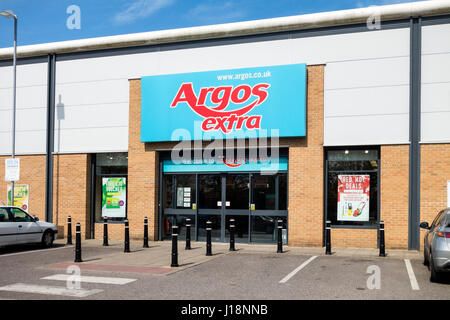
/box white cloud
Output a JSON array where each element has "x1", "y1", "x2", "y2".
[{"x1": 113, "y1": 0, "x2": 174, "y2": 25}]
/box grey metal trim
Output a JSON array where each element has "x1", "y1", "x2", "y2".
[
  {"x1": 89, "y1": 154, "x2": 96, "y2": 239},
  {"x1": 421, "y1": 14, "x2": 450, "y2": 26},
  {"x1": 251, "y1": 210, "x2": 288, "y2": 216},
  {"x1": 44, "y1": 54, "x2": 56, "y2": 223},
  {"x1": 164, "y1": 209, "x2": 197, "y2": 215},
  {"x1": 158, "y1": 160, "x2": 163, "y2": 241},
  {"x1": 331, "y1": 224, "x2": 378, "y2": 230},
  {"x1": 408, "y1": 17, "x2": 422, "y2": 251},
  {"x1": 0, "y1": 55, "x2": 47, "y2": 67},
  {"x1": 55, "y1": 19, "x2": 411, "y2": 63}
]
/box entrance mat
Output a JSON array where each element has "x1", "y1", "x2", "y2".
[{"x1": 46, "y1": 262, "x2": 174, "y2": 274}]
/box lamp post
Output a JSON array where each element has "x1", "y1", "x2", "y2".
[{"x1": 1, "y1": 10, "x2": 18, "y2": 206}]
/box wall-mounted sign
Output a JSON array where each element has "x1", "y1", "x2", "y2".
[
  {"x1": 102, "y1": 177, "x2": 127, "y2": 218},
  {"x1": 7, "y1": 184, "x2": 29, "y2": 211},
  {"x1": 337, "y1": 175, "x2": 370, "y2": 222},
  {"x1": 163, "y1": 156, "x2": 288, "y2": 173},
  {"x1": 5, "y1": 158, "x2": 20, "y2": 182},
  {"x1": 141, "y1": 64, "x2": 306, "y2": 142}
]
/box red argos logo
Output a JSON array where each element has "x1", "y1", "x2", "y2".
[{"x1": 170, "y1": 83, "x2": 270, "y2": 133}]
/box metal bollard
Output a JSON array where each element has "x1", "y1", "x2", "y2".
[
  {"x1": 124, "y1": 219, "x2": 130, "y2": 253},
  {"x1": 103, "y1": 217, "x2": 109, "y2": 246},
  {"x1": 325, "y1": 220, "x2": 332, "y2": 255},
  {"x1": 67, "y1": 216, "x2": 72, "y2": 245},
  {"x1": 379, "y1": 221, "x2": 386, "y2": 257},
  {"x1": 277, "y1": 219, "x2": 283, "y2": 253},
  {"x1": 74, "y1": 222, "x2": 82, "y2": 263},
  {"x1": 185, "y1": 218, "x2": 191, "y2": 250},
  {"x1": 229, "y1": 218, "x2": 236, "y2": 251},
  {"x1": 206, "y1": 220, "x2": 212, "y2": 256},
  {"x1": 171, "y1": 225, "x2": 179, "y2": 267},
  {"x1": 143, "y1": 217, "x2": 149, "y2": 248}
]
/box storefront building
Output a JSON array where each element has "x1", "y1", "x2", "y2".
[{"x1": 1, "y1": 1, "x2": 450, "y2": 250}]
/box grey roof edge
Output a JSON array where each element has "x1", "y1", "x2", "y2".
[{"x1": 0, "y1": 0, "x2": 449, "y2": 60}]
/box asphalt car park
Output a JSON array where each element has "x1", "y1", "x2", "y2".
[{"x1": 0, "y1": 240, "x2": 448, "y2": 300}]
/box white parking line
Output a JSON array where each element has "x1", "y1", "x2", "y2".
[
  {"x1": 404, "y1": 259, "x2": 420, "y2": 290},
  {"x1": 42, "y1": 274, "x2": 136, "y2": 285},
  {"x1": 0, "y1": 245, "x2": 69, "y2": 258},
  {"x1": 279, "y1": 256, "x2": 318, "y2": 284},
  {"x1": 0, "y1": 283, "x2": 102, "y2": 298}
]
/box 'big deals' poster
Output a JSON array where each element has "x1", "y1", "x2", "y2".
[{"x1": 337, "y1": 175, "x2": 370, "y2": 222}]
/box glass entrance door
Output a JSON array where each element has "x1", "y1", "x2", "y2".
[
  {"x1": 225, "y1": 174, "x2": 250, "y2": 243},
  {"x1": 198, "y1": 174, "x2": 222, "y2": 240},
  {"x1": 161, "y1": 172, "x2": 288, "y2": 243}
]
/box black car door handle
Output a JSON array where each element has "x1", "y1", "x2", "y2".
[{"x1": 18, "y1": 225, "x2": 22, "y2": 228}]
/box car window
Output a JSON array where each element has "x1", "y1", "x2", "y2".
[
  {"x1": 430, "y1": 211, "x2": 445, "y2": 230},
  {"x1": 10, "y1": 208, "x2": 32, "y2": 222},
  {"x1": 0, "y1": 208, "x2": 11, "y2": 222}
]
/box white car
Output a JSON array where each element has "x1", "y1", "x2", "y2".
[{"x1": 0, "y1": 206, "x2": 58, "y2": 248}]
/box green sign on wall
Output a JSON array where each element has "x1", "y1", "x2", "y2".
[{"x1": 102, "y1": 177, "x2": 126, "y2": 218}]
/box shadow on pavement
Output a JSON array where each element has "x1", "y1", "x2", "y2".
[{"x1": 0, "y1": 243, "x2": 66, "y2": 255}]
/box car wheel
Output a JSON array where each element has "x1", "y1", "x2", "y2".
[
  {"x1": 41, "y1": 230, "x2": 54, "y2": 248},
  {"x1": 429, "y1": 252, "x2": 442, "y2": 283}
]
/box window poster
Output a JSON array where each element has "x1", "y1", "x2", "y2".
[
  {"x1": 102, "y1": 177, "x2": 127, "y2": 218},
  {"x1": 7, "y1": 184, "x2": 29, "y2": 211},
  {"x1": 337, "y1": 175, "x2": 370, "y2": 222}
]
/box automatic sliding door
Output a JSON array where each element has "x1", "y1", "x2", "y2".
[
  {"x1": 250, "y1": 173, "x2": 288, "y2": 244},
  {"x1": 225, "y1": 174, "x2": 250, "y2": 242},
  {"x1": 198, "y1": 174, "x2": 222, "y2": 240}
]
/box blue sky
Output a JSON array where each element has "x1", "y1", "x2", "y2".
[{"x1": 0, "y1": 0, "x2": 424, "y2": 49}]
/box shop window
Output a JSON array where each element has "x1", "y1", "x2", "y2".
[
  {"x1": 253, "y1": 174, "x2": 276, "y2": 210},
  {"x1": 175, "y1": 175, "x2": 196, "y2": 209},
  {"x1": 326, "y1": 148, "x2": 379, "y2": 227},
  {"x1": 94, "y1": 152, "x2": 128, "y2": 223},
  {"x1": 278, "y1": 173, "x2": 288, "y2": 210}
]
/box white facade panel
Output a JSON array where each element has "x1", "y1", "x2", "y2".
[
  {"x1": 324, "y1": 55, "x2": 410, "y2": 146},
  {"x1": 421, "y1": 23, "x2": 450, "y2": 143},
  {"x1": 0, "y1": 62, "x2": 47, "y2": 155},
  {"x1": 422, "y1": 53, "x2": 450, "y2": 84},
  {"x1": 422, "y1": 24, "x2": 450, "y2": 54},
  {"x1": 325, "y1": 85, "x2": 409, "y2": 117},
  {"x1": 324, "y1": 114, "x2": 410, "y2": 146},
  {"x1": 55, "y1": 103, "x2": 128, "y2": 130},
  {"x1": 325, "y1": 56, "x2": 409, "y2": 90},
  {"x1": 422, "y1": 82, "x2": 450, "y2": 113},
  {"x1": 54, "y1": 127, "x2": 128, "y2": 154},
  {"x1": 422, "y1": 112, "x2": 450, "y2": 143}
]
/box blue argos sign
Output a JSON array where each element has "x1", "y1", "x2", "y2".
[{"x1": 141, "y1": 63, "x2": 306, "y2": 142}]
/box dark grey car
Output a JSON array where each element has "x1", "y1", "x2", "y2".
[{"x1": 420, "y1": 208, "x2": 450, "y2": 282}]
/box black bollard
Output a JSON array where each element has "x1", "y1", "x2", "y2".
[
  {"x1": 206, "y1": 220, "x2": 212, "y2": 256},
  {"x1": 185, "y1": 218, "x2": 191, "y2": 250},
  {"x1": 67, "y1": 216, "x2": 72, "y2": 245},
  {"x1": 74, "y1": 222, "x2": 82, "y2": 263},
  {"x1": 103, "y1": 217, "x2": 109, "y2": 246},
  {"x1": 379, "y1": 221, "x2": 386, "y2": 257},
  {"x1": 325, "y1": 220, "x2": 332, "y2": 255},
  {"x1": 124, "y1": 219, "x2": 130, "y2": 253},
  {"x1": 277, "y1": 219, "x2": 283, "y2": 253},
  {"x1": 143, "y1": 217, "x2": 149, "y2": 248},
  {"x1": 229, "y1": 218, "x2": 236, "y2": 251},
  {"x1": 171, "y1": 225, "x2": 179, "y2": 267}
]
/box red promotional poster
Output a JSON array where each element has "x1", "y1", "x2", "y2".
[{"x1": 337, "y1": 175, "x2": 370, "y2": 221}]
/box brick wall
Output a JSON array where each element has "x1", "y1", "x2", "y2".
[
  {"x1": 286, "y1": 65, "x2": 324, "y2": 247},
  {"x1": 380, "y1": 145, "x2": 410, "y2": 249},
  {"x1": 420, "y1": 143, "x2": 450, "y2": 250},
  {"x1": 0, "y1": 153, "x2": 91, "y2": 239}
]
